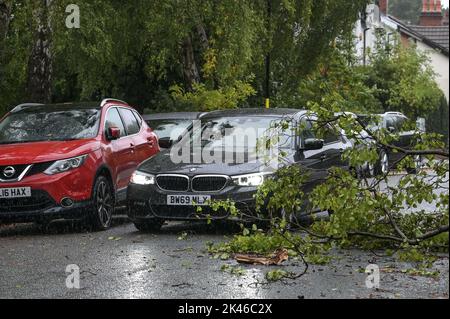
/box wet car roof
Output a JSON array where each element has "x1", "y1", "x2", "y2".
[
  {"x1": 202, "y1": 108, "x2": 307, "y2": 119},
  {"x1": 11, "y1": 102, "x2": 101, "y2": 113},
  {"x1": 143, "y1": 112, "x2": 204, "y2": 121}
]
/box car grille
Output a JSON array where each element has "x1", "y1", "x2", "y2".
[
  {"x1": 0, "y1": 164, "x2": 30, "y2": 181},
  {"x1": 156, "y1": 175, "x2": 189, "y2": 191},
  {"x1": 0, "y1": 190, "x2": 55, "y2": 213},
  {"x1": 0, "y1": 162, "x2": 53, "y2": 182},
  {"x1": 192, "y1": 176, "x2": 228, "y2": 192},
  {"x1": 26, "y1": 162, "x2": 53, "y2": 177}
]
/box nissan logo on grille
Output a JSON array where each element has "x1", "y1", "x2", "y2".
[{"x1": 3, "y1": 166, "x2": 16, "y2": 178}]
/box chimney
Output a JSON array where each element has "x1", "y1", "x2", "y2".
[
  {"x1": 378, "y1": 0, "x2": 388, "y2": 15},
  {"x1": 443, "y1": 10, "x2": 449, "y2": 26},
  {"x1": 420, "y1": 0, "x2": 443, "y2": 26}
]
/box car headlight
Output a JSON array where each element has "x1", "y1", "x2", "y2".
[
  {"x1": 232, "y1": 172, "x2": 272, "y2": 187},
  {"x1": 44, "y1": 155, "x2": 87, "y2": 175},
  {"x1": 130, "y1": 171, "x2": 155, "y2": 185}
]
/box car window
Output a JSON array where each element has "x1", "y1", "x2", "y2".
[
  {"x1": 385, "y1": 116, "x2": 397, "y2": 132},
  {"x1": 321, "y1": 124, "x2": 341, "y2": 144},
  {"x1": 395, "y1": 116, "x2": 407, "y2": 132},
  {"x1": 0, "y1": 107, "x2": 101, "y2": 144},
  {"x1": 188, "y1": 116, "x2": 292, "y2": 151},
  {"x1": 147, "y1": 119, "x2": 193, "y2": 140},
  {"x1": 105, "y1": 108, "x2": 126, "y2": 137},
  {"x1": 298, "y1": 119, "x2": 316, "y2": 140},
  {"x1": 132, "y1": 110, "x2": 142, "y2": 127},
  {"x1": 119, "y1": 108, "x2": 140, "y2": 135}
]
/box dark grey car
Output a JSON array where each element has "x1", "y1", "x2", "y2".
[
  {"x1": 127, "y1": 108, "x2": 352, "y2": 231},
  {"x1": 143, "y1": 112, "x2": 205, "y2": 148},
  {"x1": 357, "y1": 112, "x2": 422, "y2": 175}
]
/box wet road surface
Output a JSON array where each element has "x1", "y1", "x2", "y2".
[{"x1": 0, "y1": 218, "x2": 448, "y2": 299}]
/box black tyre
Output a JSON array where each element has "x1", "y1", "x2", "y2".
[
  {"x1": 133, "y1": 219, "x2": 165, "y2": 232},
  {"x1": 90, "y1": 175, "x2": 115, "y2": 230}
]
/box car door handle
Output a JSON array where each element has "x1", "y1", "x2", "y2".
[{"x1": 130, "y1": 143, "x2": 135, "y2": 153}]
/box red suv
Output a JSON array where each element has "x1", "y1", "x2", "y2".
[{"x1": 0, "y1": 99, "x2": 159, "y2": 229}]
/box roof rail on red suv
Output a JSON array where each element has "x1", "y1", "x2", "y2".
[
  {"x1": 11, "y1": 103, "x2": 44, "y2": 113},
  {"x1": 100, "y1": 98, "x2": 129, "y2": 107}
]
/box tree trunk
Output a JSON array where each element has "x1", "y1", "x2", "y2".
[
  {"x1": 26, "y1": 0, "x2": 53, "y2": 103},
  {"x1": 0, "y1": 0, "x2": 11, "y2": 86},
  {"x1": 181, "y1": 34, "x2": 200, "y2": 91},
  {"x1": 0, "y1": 0, "x2": 11, "y2": 43},
  {"x1": 196, "y1": 24, "x2": 209, "y2": 52}
]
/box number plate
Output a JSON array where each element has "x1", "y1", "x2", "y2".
[
  {"x1": 0, "y1": 187, "x2": 32, "y2": 199},
  {"x1": 167, "y1": 195, "x2": 211, "y2": 206}
]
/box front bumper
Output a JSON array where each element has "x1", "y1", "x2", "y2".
[
  {"x1": 0, "y1": 193, "x2": 92, "y2": 223},
  {"x1": 0, "y1": 167, "x2": 95, "y2": 222},
  {"x1": 127, "y1": 183, "x2": 258, "y2": 221}
]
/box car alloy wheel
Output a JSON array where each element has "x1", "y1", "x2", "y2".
[
  {"x1": 380, "y1": 151, "x2": 389, "y2": 175},
  {"x1": 414, "y1": 155, "x2": 423, "y2": 170},
  {"x1": 92, "y1": 176, "x2": 114, "y2": 230},
  {"x1": 367, "y1": 162, "x2": 375, "y2": 177}
]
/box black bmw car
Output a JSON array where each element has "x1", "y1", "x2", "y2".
[{"x1": 127, "y1": 108, "x2": 352, "y2": 231}]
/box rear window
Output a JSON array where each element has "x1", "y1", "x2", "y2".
[{"x1": 0, "y1": 108, "x2": 100, "y2": 144}]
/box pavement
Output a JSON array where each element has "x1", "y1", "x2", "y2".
[{"x1": 0, "y1": 173, "x2": 448, "y2": 299}]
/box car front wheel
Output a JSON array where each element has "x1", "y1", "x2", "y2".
[{"x1": 91, "y1": 176, "x2": 114, "y2": 230}]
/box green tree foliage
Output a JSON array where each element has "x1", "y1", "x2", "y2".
[
  {"x1": 388, "y1": 0, "x2": 422, "y2": 25},
  {"x1": 365, "y1": 35, "x2": 443, "y2": 119},
  {"x1": 275, "y1": 34, "x2": 381, "y2": 113},
  {"x1": 0, "y1": 0, "x2": 368, "y2": 115}
]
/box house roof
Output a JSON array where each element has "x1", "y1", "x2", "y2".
[
  {"x1": 387, "y1": 15, "x2": 449, "y2": 56},
  {"x1": 409, "y1": 25, "x2": 449, "y2": 51}
]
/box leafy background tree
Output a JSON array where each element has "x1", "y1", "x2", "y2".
[
  {"x1": 388, "y1": 0, "x2": 422, "y2": 24},
  {"x1": 0, "y1": 0, "x2": 368, "y2": 115},
  {"x1": 0, "y1": 0, "x2": 445, "y2": 134}
]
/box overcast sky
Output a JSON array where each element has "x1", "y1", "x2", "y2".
[{"x1": 443, "y1": 0, "x2": 449, "y2": 9}]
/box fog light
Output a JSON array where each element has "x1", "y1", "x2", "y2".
[{"x1": 61, "y1": 197, "x2": 74, "y2": 207}]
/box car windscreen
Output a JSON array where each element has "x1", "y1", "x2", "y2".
[
  {"x1": 358, "y1": 115, "x2": 382, "y2": 133},
  {"x1": 190, "y1": 116, "x2": 292, "y2": 151},
  {"x1": 0, "y1": 108, "x2": 101, "y2": 144},
  {"x1": 147, "y1": 119, "x2": 193, "y2": 139}
]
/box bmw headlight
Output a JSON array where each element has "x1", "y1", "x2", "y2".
[
  {"x1": 44, "y1": 155, "x2": 87, "y2": 175},
  {"x1": 232, "y1": 172, "x2": 272, "y2": 187},
  {"x1": 130, "y1": 171, "x2": 155, "y2": 185}
]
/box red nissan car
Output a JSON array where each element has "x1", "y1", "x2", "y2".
[{"x1": 0, "y1": 99, "x2": 159, "y2": 230}]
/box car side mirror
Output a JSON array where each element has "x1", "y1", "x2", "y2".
[
  {"x1": 302, "y1": 138, "x2": 324, "y2": 151},
  {"x1": 387, "y1": 126, "x2": 396, "y2": 133},
  {"x1": 107, "y1": 127, "x2": 121, "y2": 140},
  {"x1": 158, "y1": 137, "x2": 173, "y2": 149}
]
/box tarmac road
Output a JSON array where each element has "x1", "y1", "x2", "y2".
[{"x1": 0, "y1": 219, "x2": 448, "y2": 299}]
